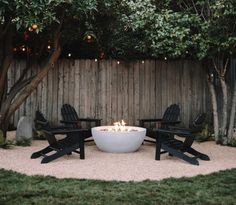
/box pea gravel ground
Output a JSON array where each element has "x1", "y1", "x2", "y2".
[{"x1": 0, "y1": 131, "x2": 236, "y2": 182}]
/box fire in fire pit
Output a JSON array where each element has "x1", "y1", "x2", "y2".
[
  {"x1": 100, "y1": 120, "x2": 138, "y2": 132},
  {"x1": 113, "y1": 120, "x2": 126, "y2": 132}
]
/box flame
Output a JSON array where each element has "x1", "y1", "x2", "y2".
[{"x1": 113, "y1": 120, "x2": 126, "y2": 131}]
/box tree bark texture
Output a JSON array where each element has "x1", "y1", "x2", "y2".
[
  {"x1": 227, "y1": 81, "x2": 236, "y2": 141},
  {"x1": 219, "y1": 77, "x2": 228, "y2": 144},
  {"x1": 207, "y1": 77, "x2": 219, "y2": 142}
]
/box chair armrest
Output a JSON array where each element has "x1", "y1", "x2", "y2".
[
  {"x1": 139, "y1": 119, "x2": 163, "y2": 122},
  {"x1": 161, "y1": 121, "x2": 181, "y2": 125},
  {"x1": 139, "y1": 119, "x2": 180, "y2": 127},
  {"x1": 154, "y1": 128, "x2": 192, "y2": 137},
  {"x1": 44, "y1": 128, "x2": 89, "y2": 135},
  {"x1": 60, "y1": 120, "x2": 78, "y2": 124},
  {"x1": 169, "y1": 126, "x2": 191, "y2": 132},
  {"x1": 77, "y1": 118, "x2": 102, "y2": 122},
  {"x1": 60, "y1": 118, "x2": 102, "y2": 126},
  {"x1": 139, "y1": 119, "x2": 162, "y2": 127}
]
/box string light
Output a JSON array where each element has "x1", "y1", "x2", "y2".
[
  {"x1": 68, "y1": 53, "x2": 71, "y2": 57},
  {"x1": 22, "y1": 47, "x2": 26, "y2": 52},
  {"x1": 117, "y1": 61, "x2": 120, "y2": 65},
  {"x1": 47, "y1": 45, "x2": 51, "y2": 50},
  {"x1": 141, "y1": 60, "x2": 145, "y2": 64},
  {"x1": 87, "y1": 35, "x2": 92, "y2": 40},
  {"x1": 28, "y1": 27, "x2": 33, "y2": 32},
  {"x1": 32, "y1": 24, "x2": 38, "y2": 30},
  {"x1": 164, "y1": 57, "x2": 167, "y2": 61},
  {"x1": 94, "y1": 58, "x2": 98, "y2": 62}
]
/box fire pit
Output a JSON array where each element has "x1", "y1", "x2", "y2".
[{"x1": 92, "y1": 121, "x2": 146, "y2": 153}]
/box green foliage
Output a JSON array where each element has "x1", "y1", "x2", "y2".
[
  {"x1": 0, "y1": 168, "x2": 236, "y2": 205},
  {"x1": 0, "y1": 131, "x2": 15, "y2": 149},
  {"x1": 1, "y1": 0, "x2": 236, "y2": 59},
  {"x1": 228, "y1": 138, "x2": 236, "y2": 147},
  {"x1": 33, "y1": 130, "x2": 46, "y2": 140},
  {"x1": 194, "y1": 124, "x2": 213, "y2": 142},
  {"x1": 0, "y1": 130, "x2": 4, "y2": 146},
  {"x1": 0, "y1": 0, "x2": 97, "y2": 33},
  {"x1": 176, "y1": 0, "x2": 236, "y2": 60},
  {"x1": 16, "y1": 137, "x2": 32, "y2": 146}
]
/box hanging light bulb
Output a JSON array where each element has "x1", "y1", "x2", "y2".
[
  {"x1": 68, "y1": 53, "x2": 72, "y2": 57},
  {"x1": 117, "y1": 61, "x2": 120, "y2": 65},
  {"x1": 28, "y1": 27, "x2": 33, "y2": 32},
  {"x1": 94, "y1": 58, "x2": 98, "y2": 62},
  {"x1": 32, "y1": 24, "x2": 38, "y2": 30}
]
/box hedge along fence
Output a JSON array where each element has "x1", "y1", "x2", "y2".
[{"x1": 8, "y1": 59, "x2": 210, "y2": 127}]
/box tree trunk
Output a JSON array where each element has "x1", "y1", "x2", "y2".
[
  {"x1": 227, "y1": 81, "x2": 236, "y2": 141},
  {"x1": 0, "y1": 30, "x2": 61, "y2": 141},
  {"x1": 219, "y1": 77, "x2": 228, "y2": 144},
  {"x1": 207, "y1": 77, "x2": 219, "y2": 142},
  {"x1": 0, "y1": 112, "x2": 9, "y2": 139},
  {"x1": 0, "y1": 25, "x2": 13, "y2": 101},
  {"x1": 5, "y1": 46, "x2": 61, "y2": 123}
]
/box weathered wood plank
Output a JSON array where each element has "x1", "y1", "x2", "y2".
[
  {"x1": 57, "y1": 60, "x2": 64, "y2": 123},
  {"x1": 9, "y1": 59, "x2": 213, "y2": 127}
]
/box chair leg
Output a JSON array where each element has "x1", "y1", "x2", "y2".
[
  {"x1": 187, "y1": 147, "x2": 210, "y2": 161},
  {"x1": 31, "y1": 146, "x2": 53, "y2": 159},
  {"x1": 79, "y1": 134, "x2": 85, "y2": 159},
  {"x1": 162, "y1": 144, "x2": 199, "y2": 165},
  {"x1": 155, "y1": 132, "x2": 162, "y2": 160}
]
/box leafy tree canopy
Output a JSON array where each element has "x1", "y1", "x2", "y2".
[{"x1": 1, "y1": 0, "x2": 236, "y2": 60}]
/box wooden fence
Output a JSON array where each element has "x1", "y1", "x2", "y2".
[{"x1": 8, "y1": 59, "x2": 210, "y2": 127}]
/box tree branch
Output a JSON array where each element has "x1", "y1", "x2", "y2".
[
  {"x1": 9, "y1": 61, "x2": 31, "y2": 94},
  {"x1": 223, "y1": 58, "x2": 229, "y2": 76},
  {"x1": 191, "y1": 0, "x2": 199, "y2": 16},
  {"x1": 212, "y1": 59, "x2": 220, "y2": 76},
  {"x1": 5, "y1": 28, "x2": 62, "y2": 121},
  {"x1": 0, "y1": 77, "x2": 34, "y2": 113},
  {"x1": 0, "y1": 55, "x2": 12, "y2": 99}
]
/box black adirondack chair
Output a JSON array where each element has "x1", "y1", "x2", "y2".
[
  {"x1": 155, "y1": 113, "x2": 210, "y2": 165},
  {"x1": 61, "y1": 104, "x2": 102, "y2": 141},
  {"x1": 31, "y1": 111, "x2": 87, "y2": 163},
  {"x1": 139, "y1": 104, "x2": 181, "y2": 143}
]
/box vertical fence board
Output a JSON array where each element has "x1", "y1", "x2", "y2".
[{"x1": 9, "y1": 59, "x2": 213, "y2": 127}]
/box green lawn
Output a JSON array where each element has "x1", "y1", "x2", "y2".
[{"x1": 0, "y1": 168, "x2": 236, "y2": 205}]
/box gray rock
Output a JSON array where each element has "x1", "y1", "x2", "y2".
[{"x1": 16, "y1": 116, "x2": 33, "y2": 142}]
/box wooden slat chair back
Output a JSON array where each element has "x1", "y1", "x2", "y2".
[
  {"x1": 160, "y1": 104, "x2": 180, "y2": 129},
  {"x1": 61, "y1": 104, "x2": 81, "y2": 128},
  {"x1": 61, "y1": 104, "x2": 102, "y2": 141},
  {"x1": 139, "y1": 104, "x2": 181, "y2": 141}
]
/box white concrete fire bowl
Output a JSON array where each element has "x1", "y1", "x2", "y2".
[{"x1": 92, "y1": 126, "x2": 146, "y2": 153}]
